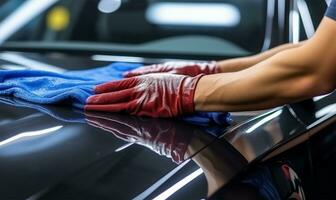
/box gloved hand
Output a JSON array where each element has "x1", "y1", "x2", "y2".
[
  {"x1": 85, "y1": 73, "x2": 203, "y2": 117},
  {"x1": 123, "y1": 61, "x2": 220, "y2": 77}
]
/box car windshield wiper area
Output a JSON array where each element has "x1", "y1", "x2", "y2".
[{"x1": 0, "y1": 39, "x2": 250, "y2": 60}]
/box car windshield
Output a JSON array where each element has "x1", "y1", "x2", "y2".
[{"x1": 0, "y1": 0, "x2": 267, "y2": 57}]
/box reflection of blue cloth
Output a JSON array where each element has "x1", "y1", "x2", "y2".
[
  {"x1": 183, "y1": 112, "x2": 232, "y2": 126},
  {"x1": 0, "y1": 96, "x2": 85, "y2": 123},
  {"x1": 0, "y1": 62, "x2": 231, "y2": 125},
  {"x1": 243, "y1": 167, "x2": 281, "y2": 200},
  {"x1": 0, "y1": 96, "x2": 228, "y2": 138}
]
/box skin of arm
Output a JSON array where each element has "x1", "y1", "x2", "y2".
[
  {"x1": 217, "y1": 41, "x2": 306, "y2": 73},
  {"x1": 194, "y1": 17, "x2": 336, "y2": 112}
]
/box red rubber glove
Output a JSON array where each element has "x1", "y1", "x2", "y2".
[
  {"x1": 123, "y1": 61, "x2": 219, "y2": 77},
  {"x1": 85, "y1": 73, "x2": 203, "y2": 117}
]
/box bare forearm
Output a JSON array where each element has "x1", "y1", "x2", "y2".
[
  {"x1": 194, "y1": 40, "x2": 332, "y2": 112},
  {"x1": 217, "y1": 41, "x2": 306, "y2": 73},
  {"x1": 196, "y1": 16, "x2": 336, "y2": 112}
]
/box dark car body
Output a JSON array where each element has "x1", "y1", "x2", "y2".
[{"x1": 0, "y1": 0, "x2": 335, "y2": 200}]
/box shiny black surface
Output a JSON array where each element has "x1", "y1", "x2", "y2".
[
  {"x1": 0, "y1": 100, "x2": 225, "y2": 200},
  {"x1": 0, "y1": 52, "x2": 335, "y2": 200}
]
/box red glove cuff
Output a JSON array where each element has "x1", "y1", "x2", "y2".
[
  {"x1": 210, "y1": 61, "x2": 221, "y2": 74},
  {"x1": 180, "y1": 74, "x2": 204, "y2": 114}
]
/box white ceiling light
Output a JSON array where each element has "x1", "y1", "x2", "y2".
[
  {"x1": 98, "y1": 0, "x2": 121, "y2": 14},
  {"x1": 146, "y1": 3, "x2": 241, "y2": 27}
]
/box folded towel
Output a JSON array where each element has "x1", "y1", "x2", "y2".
[{"x1": 0, "y1": 62, "x2": 231, "y2": 125}]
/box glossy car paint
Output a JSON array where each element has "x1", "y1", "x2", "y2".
[{"x1": 0, "y1": 52, "x2": 335, "y2": 200}]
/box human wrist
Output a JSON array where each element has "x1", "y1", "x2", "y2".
[
  {"x1": 193, "y1": 75, "x2": 209, "y2": 111},
  {"x1": 209, "y1": 61, "x2": 221, "y2": 74},
  {"x1": 217, "y1": 56, "x2": 257, "y2": 73}
]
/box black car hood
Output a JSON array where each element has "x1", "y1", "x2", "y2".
[
  {"x1": 0, "y1": 51, "x2": 335, "y2": 200},
  {"x1": 0, "y1": 97, "x2": 231, "y2": 200},
  {"x1": 0, "y1": 51, "x2": 239, "y2": 200}
]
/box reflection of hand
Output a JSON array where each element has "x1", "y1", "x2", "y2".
[
  {"x1": 85, "y1": 112, "x2": 194, "y2": 163},
  {"x1": 123, "y1": 61, "x2": 219, "y2": 77},
  {"x1": 85, "y1": 74, "x2": 203, "y2": 117}
]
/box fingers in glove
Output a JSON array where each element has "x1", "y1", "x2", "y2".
[
  {"x1": 123, "y1": 68, "x2": 158, "y2": 78},
  {"x1": 123, "y1": 64, "x2": 170, "y2": 78},
  {"x1": 87, "y1": 87, "x2": 135, "y2": 104},
  {"x1": 95, "y1": 78, "x2": 139, "y2": 94},
  {"x1": 123, "y1": 66, "x2": 147, "y2": 78}
]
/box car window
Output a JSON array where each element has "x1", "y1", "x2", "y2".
[{"x1": 0, "y1": 0, "x2": 268, "y2": 57}]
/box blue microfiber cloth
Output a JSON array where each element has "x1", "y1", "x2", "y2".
[{"x1": 0, "y1": 62, "x2": 231, "y2": 125}]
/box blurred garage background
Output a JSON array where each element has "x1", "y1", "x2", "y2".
[{"x1": 0, "y1": 0, "x2": 329, "y2": 60}]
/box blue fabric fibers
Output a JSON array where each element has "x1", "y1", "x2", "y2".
[{"x1": 0, "y1": 62, "x2": 230, "y2": 125}]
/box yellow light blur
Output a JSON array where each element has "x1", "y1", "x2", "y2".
[{"x1": 47, "y1": 6, "x2": 70, "y2": 31}]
